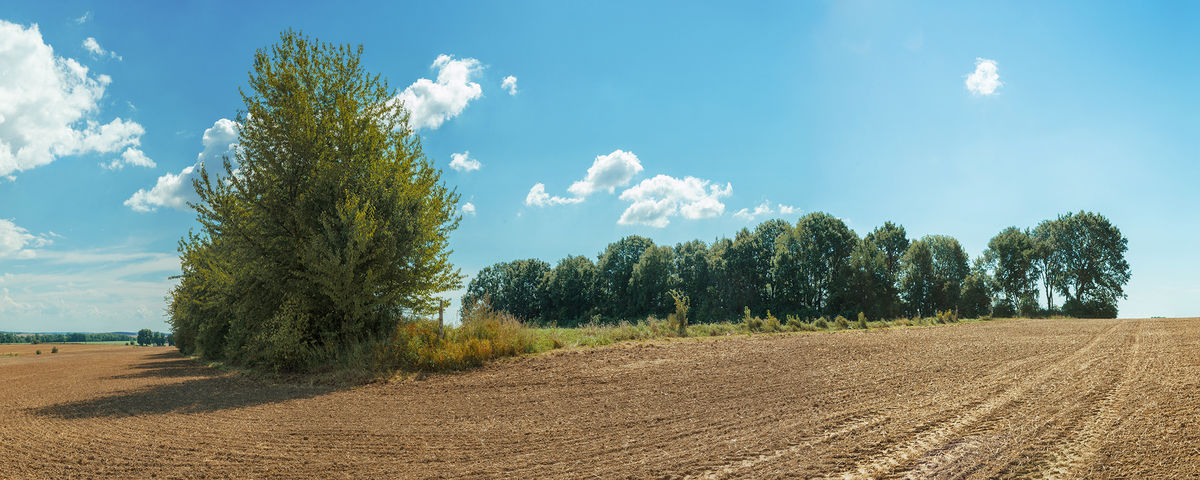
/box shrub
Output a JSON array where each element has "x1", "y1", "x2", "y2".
[
  {"x1": 834, "y1": 315, "x2": 850, "y2": 329},
  {"x1": 743, "y1": 307, "x2": 763, "y2": 332},
  {"x1": 667, "y1": 290, "x2": 690, "y2": 335},
  {"x1": 814, "y1": 317, "x2": 829, "y2": 329},
  {"x1": 763, "y1": 311, "x2": 781, "y2": 332},
  {"x1": 857, "y1": 312, "x2": 869, "y2": 330},
  {"x1": 51, "y1": 347, "x2": 58, "y2": 354},
  {"x1": 35, "y1": 350, "x2": 41, "y2": 355}
]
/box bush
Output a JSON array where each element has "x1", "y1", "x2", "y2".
[
  {"x1": 814, "y1": 317, "x2": 829, "y2": 329},
  {"x1": 1062, "y1": 298, "x2": 1118, "y2": 319},
  {"x1": 35, "y1": 350, "x2": 41, "y2": 355},
  {"x1": 834, "y1": 315, "x2": 850, "y2": 329},
  {"x1": 743, "y1": 307, "x2": 763, "y2": 332},
  {"x1": 763, "y1": 311, "x2": 781, "y2": 332},
  {"x1": 381, "y1": 301, "x2": 536, "y2": 372},
  {"x1": 856, "y1": 312, "x2": 869, "y2": 330},
  {"x1": 667, "y1": 290, "x2": 690, "y2": 335},
  {"x1": 51, "y1": 347, "x2": 58, "y2": 354}
]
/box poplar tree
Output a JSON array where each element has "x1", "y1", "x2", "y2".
[{"x1": 169, "y1": 30, "x2": 461, "y2": 370}]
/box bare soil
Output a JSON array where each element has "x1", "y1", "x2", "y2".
[{"x1": 2, "y1": 318, "x2": 1198, "y2": 479}]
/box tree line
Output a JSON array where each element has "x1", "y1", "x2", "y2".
[
  {"x1": 0, "y1": 332, "x2": 135, "y2": 344},
  {"x1": 463, "y1": 211, "x2": 1130, "y2": 326},
  {"x1": 137, "y1": 329, "x2": 174, "y2": 347}
]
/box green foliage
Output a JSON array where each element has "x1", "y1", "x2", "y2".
[
  {"x1": 0, "y1": 332, "x2": 134, "y2": 344},
  {"x1": 168, "y1": 31, "x2": 461, "y2": 372},
  {"x1": 541, "y1": 255, "x2": 599, "y2": 327},
  {"x1": 51, "y1": 346, "x2": 58, "y2": 354},
  {"x1": 382, "y1": 301, "x2": 535, "y2": 372},
  {"x1": 857, "y1": 312, "x2": 868, "y2": 330},
  {"x1": 984, "y1": 227, "x2": 1038, "y2": 314},
  {"x1": 773, "y1": 213, "x2": 857, "y2": 318},
  {"x1": 743, "y1": 306, "x2": 763, "y2": 332},
  {"x1": 900, "y1": 236, "x2": 968, "y2": 317},
  {"x1": 1052, "y1": 212, "x2": 1130, "y2": 312},
  {"x1": 461, "y1": 259, "x2": 551, "y2": 323},
  {"x1": 814, "y1": 317, "x2": 829, "y2": 329},
  {"x1": 596, "y1": 236, "x2": 655, "y2": 320},
  {"x1": 667, "y1": 290, "x2": 690, "y2": 334},
  {"x1": 35, "y1": 350, "x2": 41, "y2": 355},
  {"x1": 834, "y1": 315, "x2": 850, "y2": 329},
  {"x1": 763, "y1": 311, "x2": 782, "y2": 332},
  {"x1": 630, "y1": 245, "x2": 677, "y2": 318}
]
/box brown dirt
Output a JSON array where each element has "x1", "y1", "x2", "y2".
[{"x1": 2, "y1": 318, "x2": 1198, "y2": 479}]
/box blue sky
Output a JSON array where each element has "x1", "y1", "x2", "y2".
[{"x1": 1, "y1": 1, "x2": 1197, "y2": 332}]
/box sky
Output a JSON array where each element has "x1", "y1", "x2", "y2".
[{"x1": 0, "y1": 1, "x2": 1197, "y2": 332}]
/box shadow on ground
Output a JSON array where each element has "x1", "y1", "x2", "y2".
[{"x1": 32, "y1": 352, "x2": 339, "y2": 419}]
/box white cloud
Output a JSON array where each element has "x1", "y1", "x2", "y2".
[
  {"x1": 618, "y1": 175, "x2": 732, "y2": 227},
  {"x1": 395, "y1": 54, "x2": 483, "y2": 130},
  {"x1": 0, "y1": 219, "x2": 51, "y2": 259},
  {"x1": 734, "y1": 201, "x2": 774, "y2": 221},
  {"x1": 568, "y1": 149, "x2": 644, "y2": 198},
  {"x1": 966, "y1": 57, "x2": 1001, "y2": 95},
  {"x1": 0, "y1": 21, "x2": 143, "y2": 178},
  {"x1": 101, "y1": 147, "x2": 154, "y2": 170},
  {"x1": 449, "y1": 151, "x2": 481, "y2": 172},
  {"x1": 74, "y1": 12, "x2": 90, "y2": 24},
  {"x1": 501, "y1": 75, "x2": 518, "y2": 95},
  {"x1": 525, "y1": 183, "x2": 582, "y2": 207},
  {"x1": 733, "y1": 201, "x2": 799, "y2": 221},
  {"x1": 461, "y1": 202, "x2": 476, "y2": 216},
  {"x1": 0, "y1": 248, "x2": 180, "y2": 331},
  {"x1": 82, "y1": 37, "x2": 120, "y2": 61},
  {"x1": 125, "y1": 118, "x2": 239, "y2": 212}
]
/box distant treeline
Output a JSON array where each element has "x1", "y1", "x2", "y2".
[
  {"x1": 464, "y1": 211, "x2": 1130, "y2": 326},
  {"x1": 0, "y1": 332, "x2": 134, "y2": 344}
]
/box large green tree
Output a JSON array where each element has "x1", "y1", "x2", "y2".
[
  {"x1": 169, "y1": 31, "x2": 461, "y2": 370},
  {"x1": 629, "y1": 245, "x2": 677, "y2": 318},
  {"x1": 1053, "y1": 211, "x2": 1130, "y2": 317},
  {"x1": 541, "y1": 256, "x2": 599, "y2": 326},
  {"x1": 984, "y1": 227, "x2": 1039, "y2": 316},
  {"x1": 773, "y1": 213, "x2": 857, "y2": 317},
  {"x1": 901, "y1": 235, "x2": 969, "y2": 317},
  {"x1": 596, "y1": 236, "x2": 655, "y2": 320}
]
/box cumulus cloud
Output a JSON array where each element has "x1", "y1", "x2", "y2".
[
  {"x1": 525, "y1": 183, "x2": 582, "y2": 207},
  {"x1": 966, "y1": 57, "x2": 1001, "y2": 95},
  {"x1": 101, "y1": 147, "x2": 154, "y2": 170},
  {"x1": 449, "y1": 151, "x2": 481, "y2": 172},
  {"x1": 461, "y1": 202, "x2": 476, "y2": 216},
  {"x1": 0, "y1": 219, "x2": 51, "y2": 259},
  {"x1": 501, "y1": 75, "x2": 518, "y2": 95},
  {"x1": 617, "y1": 175, "x2": 732, "y2": 228},
  {"x1": 125, "y1": 118, "x2": 239, "y2": 212},
  {"x1": 778, "y1": 204, "x2": 799, "y2": 215},
  {"x1": 0, "y1": 20, "x2": 144, "y2": 178},
  {"x1": 567, "y1": 149, "x2": 643, "y2": 198},
  {"x1": 395, "y1": 54, "x2": 482, "y2": 130},
  {"x1": 82, "y1": 37, "x2": 120, "y2": 61}
]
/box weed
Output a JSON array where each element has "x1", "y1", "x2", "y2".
[
  {"x1": 857, "y1": 312, "x2": 869, "y2": 330},
  {"x1": 814, "y1": 317, "x2": 829, "y2": 329},
  {"x1": 835, "y1": 315, "x2": 850, "y2": 329},
  {"x1": 51, "y1": 347, "x2": 58, "y2": 354}
]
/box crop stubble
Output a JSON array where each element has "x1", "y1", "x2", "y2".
[{"x1": 1, "y1": 317, "x2": 1197, "y2": 478}]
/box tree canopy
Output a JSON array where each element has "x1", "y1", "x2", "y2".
[
  {"x1": 465, "y1": 211, "x2": 1130, "y2": 324},
  {"x1": 169, "y1": 31, "x2": 461, "y2": 371}
]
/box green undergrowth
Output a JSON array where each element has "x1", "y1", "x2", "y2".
[
  {"x1": 378, "y1": 304, "x2": 994, "y2": 375},
  {"x1": 187, "y1": 306, "x2": 997, "y2": 384}
]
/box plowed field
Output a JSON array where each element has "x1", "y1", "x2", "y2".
[{"x1": 2, "y1": 317, "x2": 1199, "y2": 478}]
